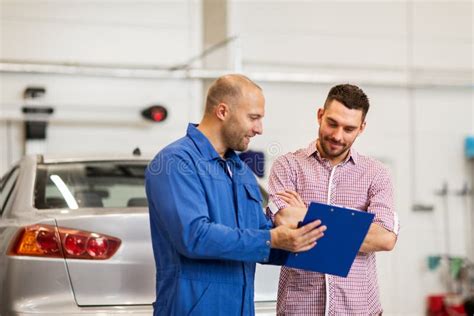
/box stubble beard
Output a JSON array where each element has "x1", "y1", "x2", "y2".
[
  {"x1": 319, "y1": 136, "x2": 350, "y2": 161},
  {"x1": 222, "y1": 119, "x2": 249, "y2": 152}
]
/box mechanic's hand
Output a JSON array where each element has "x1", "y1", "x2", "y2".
[
  {"x1": 276, "y1": 190, "x2": 306, "y2": 208},
  {"x1": 270, "y1": 220, "x2": 326, "y2": 252},
  {"x1": 274, "y1": 206, "x2": 307, "y2": 229}
]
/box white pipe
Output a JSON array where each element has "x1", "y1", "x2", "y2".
[{"x1": 0, "y1": 61, "x2": 472, "y2": 88}]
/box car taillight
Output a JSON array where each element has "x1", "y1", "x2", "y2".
[
  {"x1": 8, "y1": 224, "x2": 121, "y2": 260},
  {"x1": 64, "y1": 234, "x2": 87, "y2": 256}
]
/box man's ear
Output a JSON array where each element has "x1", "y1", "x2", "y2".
[
  {"x1": 317, "y1": 108, "x2": 324, "y2": 125},
  {"x1": 359, "y1": 121, "x2": 367, "y2": 134},
  {"x1": 215, "y1": 103, "x2": 230, "y2": 121}
]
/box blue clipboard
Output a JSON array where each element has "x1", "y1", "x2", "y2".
[{"x1": 285, "y1": 202, "x2": 374, "y2": 277}]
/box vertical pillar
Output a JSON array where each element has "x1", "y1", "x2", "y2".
[{"x1": 201, "y1": 0, "x2": 229, "y2": 101}]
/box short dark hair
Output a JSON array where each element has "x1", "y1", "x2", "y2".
[
  {"x1": 205, "y1": 74, "x2": 261, "y2": 114},
  {"x1": 324, "y1": 84, "x2": 369, "y2": 120}
]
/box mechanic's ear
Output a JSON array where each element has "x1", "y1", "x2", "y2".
[{"x1": 215, "y1": 103, "x2": 230, "y2": 121}]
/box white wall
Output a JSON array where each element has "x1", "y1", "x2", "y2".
[
  {"x1": 0, "y1": 0, "x2": 203, "y2": 172},
  {"x1": 228, "y1": 1, "x2": 473, "y2": 315}
]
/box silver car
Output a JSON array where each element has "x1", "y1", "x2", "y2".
[{"x1": 0, "y1": 155, "x2": 279, "y2": 315}]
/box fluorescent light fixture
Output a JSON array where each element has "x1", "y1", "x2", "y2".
[{"x1": 50, "y1": 175, "x2": 79, "y2": 209}]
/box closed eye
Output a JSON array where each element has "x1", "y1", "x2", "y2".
[{"x1": 249, "y1": 114, "x2": 262, "y2": 120}]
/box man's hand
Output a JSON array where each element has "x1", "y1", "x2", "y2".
[
  {"x1": 274, "y1": 190, "x2": 307, "y2": 228},
  {"x1": 276, "y1": 190, "x2": 306, "y2": 208},
  {"x1": 270, "y1": 220, "x2": 327, "y2": 252},
  {"x1": 274, "y1": 206, "x2": 306, "y2": 228}
]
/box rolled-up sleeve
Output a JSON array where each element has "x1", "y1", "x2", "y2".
[
  {"x1": 367, "y1": 166, "x2": 400, "y2": 236},
  {"x1": 267, "y1": 156, "x2": 297, "y2": 216}
]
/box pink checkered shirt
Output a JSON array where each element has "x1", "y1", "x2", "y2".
[{"x1": 268, "y1": 141, "x2": 399, "y2": 316}]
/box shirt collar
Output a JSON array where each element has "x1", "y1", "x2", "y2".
[
  {"x1": 186, "y1": 123, "x2": 242, "y2": 166},
  {"x1": 306, "y1": 140, "x2": 359, "y2": 165}
]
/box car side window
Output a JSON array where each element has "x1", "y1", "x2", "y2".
[{"x1": 0, "y1": 167, "x2": 19, "y2": 216}]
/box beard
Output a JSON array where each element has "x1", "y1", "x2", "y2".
[
  {"x1": 222, "y1": 116, "x2": 251, "y2": 152},
  {"x1": 319, "y1": 135, "x2": 351, "y2": 160}
]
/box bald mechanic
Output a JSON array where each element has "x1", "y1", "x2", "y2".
[{"x1": 145, "y1": 74, "x2": 327, "y2": 316}]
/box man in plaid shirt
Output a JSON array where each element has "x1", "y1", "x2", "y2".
[{"x1": 268, "y1": 84, "x2": 400, "y2": 315}]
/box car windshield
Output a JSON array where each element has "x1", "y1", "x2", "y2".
[{"x1": 35, "y1": 161, "x2": 148, "y2": 209}]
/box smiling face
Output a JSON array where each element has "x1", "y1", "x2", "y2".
[
  {"x1": 317, "y1": 99, "x2": 365, "y2": 165},
  {"x1": 221, "y1": 86, "x2": 265, "y2": 152}
]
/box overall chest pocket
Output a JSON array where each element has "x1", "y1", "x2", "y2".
[
  {"x1": 242, "y1": 184, "x2": 264, "y2": 228},
  {"x1": 244, "y1": 183, "x2": 263, "y2": 203}
]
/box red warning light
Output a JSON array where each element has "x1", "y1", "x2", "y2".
[{"x1": 142, "y1": 105, "x2": 168, "y2": 123}]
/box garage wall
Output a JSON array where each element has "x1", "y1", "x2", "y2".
[
  {"x1": 228, "y1": 1, "x2": 473, "y2": 315},
  {"x1": 0, "y1": 0, "x2": 203, "y2": 172}
]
